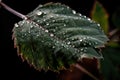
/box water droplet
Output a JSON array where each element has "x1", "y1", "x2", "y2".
[
  {"x1": 95, "y1": 42, "x2": 98, "y2": 45},
  {"x1": 43, "y1": 19, "x2": 46, "y2": 22},
  {"x1": 46, "y1": 23, "x2": 49, "y2": 26},
  {"x1": 79, "y1": 39, "x2": 82, "y2": 42},
  {"x1": 50, "y1": 15, "x2": 54, "y2": 18},
  {"x1": 37, "y1": 34, "x2": 39, "y2": 37},
  {"x1": 30, "y1": 25, "x2": 33, "y2": 28},
  {"x1": 52, "y1": 29, "x2": 56, "y2": 32},
  {"x1": 72, "y1": 45, "x2": 75, "y2": 48},
  {"x1": 24, "y1": 33, "x2": 27, "y2": 36},
  {"x1": 50, "y1": 34, "x2": 54, "y2": 37},
  {"x1": 45, "y1": 30, "x2": 49, "y2": 33},
  {"x1": 81, "y1": 48, "x2": 84, "y2": 51},
  {"x1": 39, "y1": 5, "x2": 43, "y2": 7},
  {"x1": 52, "y1": 46, "x2": 55, "y2": 49},
  {"x1": 89, "y1": 43, "x2": 92, "y2": 45},
  {"x1": 72, "y1": 10, "x2": 76, "y2": 14},
  {"x1": 97, "y1": 24, "x2": 100, "y2": 26},
  {"x1": 67, "y1": 41, "x2": 70, "y2": 45},
  {"x1": 87, "y1": 18, "x2": 91, "y2": 21},
  {"x1": 52, "y1": 20, "x2": 55, "y2": 22},
  {"x1": 79, "y1": 13, "x2": 82, "y2": 16},
  {"x1": 63, "y1": 24, "x2": 66, "y2": 26},
  {"x1": 36, "y1": 11, "x2": 42, "y2": 16},
  {"x1": 37, "y1": 20, "x2": 40, "y2": 22},
  {"x1": 83, "y1": 43, "x2": 86, "y2": 46},
  {"x1": 84, "y1": 47, "x2": 87, "y2": 49},
  {"x1": 15, "y1": 23, "x2": 19, "y2": 27},
  {"x1": 83, "y1": 16, "x2": 86, "y2": 18}
]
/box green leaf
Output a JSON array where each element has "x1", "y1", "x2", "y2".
[
  {"x1": 100, "y1": 46, "x2": 120, "y2": 80},
  {"x1": 91, "y1": 1, "x2": 109, "y2": 34},
  {"x1": 12, "y1": 3, "x2": 108, "y2": 71}
]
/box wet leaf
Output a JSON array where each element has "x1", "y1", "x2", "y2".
[
  {"x1": 91, "y1": 1, "x2": 109, "y2": 34},
  {"x1": 12, "y1": 3, "x2": 108, "y2": 71}
]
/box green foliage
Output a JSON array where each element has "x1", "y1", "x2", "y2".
[
  {"x1": 91, "y1": 1, "x2": 109, "y2": 34},
  {"x1": 12, "y1": 3, "x2": 108, "y2": 71},
  {"x1": 91, "y1": 1, "x2": 120, "y2": 80},
  {"x1": 100, "y1": 46, "x2": 120, "y2": 80}
]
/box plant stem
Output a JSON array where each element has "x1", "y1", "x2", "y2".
[
  {"x1": 74, "y1": 63, "x2": 99, "y2": 80},
  {"x1": 0, "y1": 1, "x2": 27, "y2": 19}
]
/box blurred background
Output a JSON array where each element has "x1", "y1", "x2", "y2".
[{"x1": 0, "y1": 0, "x2": 120, "y2": 80}]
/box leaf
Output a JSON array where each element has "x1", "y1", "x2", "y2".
[
  {"x1": 100, "y1": 46, "x2": 120, "y2": 80},
  {"x1": 12, "y1": 3, "x2": 108, "y2": 71},
  {"x1": 91, "y1": 1, "x2": 109, "y2": 34}
]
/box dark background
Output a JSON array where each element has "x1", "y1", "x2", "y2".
[{"x1": 0, "y1": 0, "x2": 119, "y2": 80}]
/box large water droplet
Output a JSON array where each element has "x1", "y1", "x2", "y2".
[
  {"x1": 63, "y1": 24, "x2": 66, "y2": 26},
  {"x1": 15, "y1": 23, "x2": 19, "y2": 27},
  {"x1": 81, "y1": 48, "x2": 84, "y2": 51},
  {"x1": 79, "y1": 13, "x2": 82, "y2": 16},
  {"x1": 46, "y1": 23, "x2": 49, "y2": 26},
  {"x1": 30, "y1": 25, "x2": 33, "y2": 28},
  {"x1": 52, "y1": 46, "x2": 55, "y2": 49},
  {"x1": 97, "y1": 24, "x2": 100, "y2": 26},
  {"x1": 87, "y1": 18, "x2": 91, "y2": 21},
  {"x1": 89, "y1": 43, "x2": 92, "y2": 45},
  {"x1": 50, "y1": 34, "x2": 54, "y2": 37},
  {"x1": 45, "y1": 30, "x2": 49, "y2": 33},
  {"x1": 67, "y1": 41, "x2": 70, "y2": 45},
  {"x1": 72, "y1": 10, "x2": 76, "y2": 14},
  {"x1": 36, "y1": 11, "x2": 42, "y2": 16},
  {"x1": 79, "y1": 39, "x2": 82, "y2": 42},
  {"x1": 52, "y1": 20, "x2": 55, "y2": 22},
  {"x1": 37, "y1": 20, "x2": 40, "y2": 22},
  {"x1": 95, "y1": 42, "x2": 98, "y2": 45},
  {"x1": 37, "y1": 34, "x2": 39, "y2": 37}
]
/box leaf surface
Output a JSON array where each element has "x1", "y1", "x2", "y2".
[{"x1": 13, "y1": 3, "x2": 108, "y2": 71}]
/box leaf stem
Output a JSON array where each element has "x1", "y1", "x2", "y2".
[
  {"x1": 74, "y1": 63, "x2": 99, "y2": 80},
  {"x1": 0, "y1": 1, "x2": 27, "y2": 19}
]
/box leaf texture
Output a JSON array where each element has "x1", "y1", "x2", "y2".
[{"x1": 12, "y1": 3, "x2": 108, "y2": 71}]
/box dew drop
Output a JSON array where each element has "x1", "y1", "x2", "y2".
[
  {"x1": 81, "y1": 48, "x2": 84, "y2": 51},
  {"x1": 37, "y1": 34, "x2": 39, "y2": 37},
  {"x1": 52, "y1": 46, "x2": 55, "y2": 49},
  {"x1": 45, "y1": 30, "x2": 49, "y2": 33},
  {"x1": 50, "y1": 15, "x2": 54, "y2": 18},
  {"x1": 36, "y1": 11, "x2": 42, "y2": 16},
  {"x1": 15, "y1": 23, "x2": 19, "y2": 27},
  {"x1": 50, "y1": 34, "x2": 54, "y2": 37},
  {"x1": 83, "y1": 43, "x2": 86, "y2": 46},
  {"x1": 89, "y1": 43, "x2": 92, "y2": 45},
  {"x1": 83, "y1": 16, "x2": 86, "y2": 18},
  {"x1": 72, "y1": 10, "x2": 76, "y2": 14},
  {"x1": 87, "y1": 18, "x2": 91, "y2": 21},
  {"x1": 46, "y1": 23, "x2": 49, "y2": 26},
  {"x1": 79, "y1": 13, "x2": 82, "y2": 16},
  {"x1": 30, "y1": 25, "x2": 33, "y2": 28},
  {"x1": 52, "y1": 20, "x2": 55, "y2": 22},
  {"x1": 67, "y1": 41, "x2": 70, "y2": 45},
  {"x1": 37, "y1": 20, "x2": 40, "y2": 22},
  {"x1": 72, "y1": 45, "x2": 75, "y2": 48},
  {"x1": 43, "y1": 19, "x2": 46, "y2": 22},
  {"x1": 79, "y1": 39, "x2": 82, "y2": 42},
  {"x1": 97, "y1": 24, "x2": 100, "y2": 26},
  {"x1": 24, "y1": 33, "x2": 27, "y2": 36},
  {"x1": 63, "y1": 24, "x2": 66, "y2": 26},
  {"x1": 95, "y1": 42, "x2": 98, "y2": 45}
]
